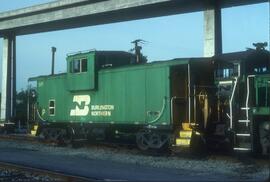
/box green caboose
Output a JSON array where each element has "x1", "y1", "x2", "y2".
[{"x1": 29, "y1": 50, "x2": 214, "y2": 150}]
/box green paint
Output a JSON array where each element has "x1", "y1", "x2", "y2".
[
  {"x1": 67, "y1": 52, "x2": 96, "y2": 91},
  {"x1": 252, "y1": 74, "x2": 270, "y2": 116},
  {"x1": 30, "y1": 51, "x2": 210, "y2": 126}
]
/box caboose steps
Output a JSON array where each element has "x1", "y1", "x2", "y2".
[
  {"x1": 30, "y1": 124, "x2": 39, "y2": 136},
  {"x1": 179, "y1": 131, "x2": 192, "y2": 138},
  {"x1": 175, "y1": 127, "x2": 193, "y2": 147}
]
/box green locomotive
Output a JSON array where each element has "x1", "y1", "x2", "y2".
[{"x1": 212, "y1": 44, "x2": 270, "y2": 155}]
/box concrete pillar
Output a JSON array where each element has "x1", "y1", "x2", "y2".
[
  {"x1": 204, "y1": 2, "x2": 222, "y2": 57},
  {"x1": 0, "y1": 35, "x2": 16, "y2": 122}
]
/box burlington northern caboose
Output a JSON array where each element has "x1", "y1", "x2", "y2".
[{"x1": 29, "y1": 47, "x2": 214, "y2": 151}]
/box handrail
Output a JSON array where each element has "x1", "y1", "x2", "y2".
[
  {"x1": 170, "y1": 96, "x2": 186, "y2": 124},
  {"x1": 36, "y1": 106, "x2": 46, "y2": 122},
  {"x1": 245, "y1": 75, "x2": 255, "y2": 121},
  {"x1": 147, "y1": 97, "x2": 167, "y2": 124},
  {"x1": 170, "y1": 96, "x2": 176, "y2": 124},
  {"x1": 188, "y1": 64, "x2": 191, "y2": 124},
  {"x1": 229, "y1": 77, "x2": 238, "y2": 129}
]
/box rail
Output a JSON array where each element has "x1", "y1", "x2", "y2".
[{"x1": 0, "y1": 161, "x2": 96, "y2": 182}]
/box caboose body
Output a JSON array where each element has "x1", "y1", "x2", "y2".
[{"x1": 29, "y1": 50, "x2": 214, "y2": 150}]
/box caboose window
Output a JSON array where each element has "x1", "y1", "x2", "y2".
[
  {"x1": 81, "y1": 58, "x2": 87, "y2": 72},
  {"x1": 73, "y1": 60, "x2": 80, "y2": 73},
  {"x1": 70, "y1": 58, "x2": 87, "y2": 73},
  {"x1": 49, "y1": 100, "x2": 55, "y2": 116}
]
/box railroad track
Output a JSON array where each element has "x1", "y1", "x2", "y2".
[
  {"x1": 0, "y1": 134, "x2": 60, "y2": 146},
  {"x1": 0, "y1": 161, "x2": 97, "y2": 182},
  {"x1": 0, "y1": 134, "x2": 211, "y2": 158}
]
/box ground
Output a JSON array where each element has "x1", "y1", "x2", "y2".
[{"x1": 0, "y1": 139, "x2": 269, "y2": 181}]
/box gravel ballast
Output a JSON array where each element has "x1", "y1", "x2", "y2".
[{"x1": 0, "y1": 139, "x2": 269, "y2": 181}]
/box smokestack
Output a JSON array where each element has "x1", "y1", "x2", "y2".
[{"x1": 51, "y1": 47, "x2": 56, "y2": 75}]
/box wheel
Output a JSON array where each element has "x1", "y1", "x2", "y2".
[
  {"x1": 136, "y1": 131, "x2": 150, "y2": 151},
  {"x1": 59, "y1": 127, "x2": 74, "y2": 146},
  {"x1": 136, "y1": 130, "x2": 170, "y2": 151},
  {"x1": 259, "y1": 121, "x2": 270, "y2": 155},
  {"x1": 148, "y1": 133, "x2": 162, "y2": 148},
  {"x1": 38, "y1": 128, "x2": 49, "y2": 140}
]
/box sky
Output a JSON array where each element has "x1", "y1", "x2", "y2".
[{"x1": 0, "y1": 0, "x2": 269, "y2": 91}]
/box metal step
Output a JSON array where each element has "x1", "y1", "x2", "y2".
[
  {"x1": 236, "y1": 133, "x2": 250, "y2": 137},
  {"x1": 241, "y1": 107, "x2": 250, "y2": 110},
  {"x1": 238, "y1": 120, "x2": 250, "y2": 123},
  {"x1": 218, "y1": 80, "x2": 233, "y2": 85},
  {"x1": 179, "y1": 130, "x2": 192, "y2": 138},
  {"x1": 175, "y1": 138, "x2": 191, "y2": 146},
  {"x1": 233, "y1": 147, "x2": 251, "y2": 151},
  {"x1": 30, "y1": 130, "x2": 37, "y2": 136}
]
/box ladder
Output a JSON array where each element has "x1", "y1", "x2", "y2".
[
  {"x1": 233, "y1": 107, "x2": 252, "y2": 151},
  {"x1": 233, "y1": 75, "x2": 255, "y2": 152}
]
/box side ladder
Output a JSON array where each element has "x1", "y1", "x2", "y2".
[
  {"x1": 233, "y1": 75, "x2": 255, "y2": 152},
  {"x1": 233, "y1": 107, "x2": 252, "y2": 151}
]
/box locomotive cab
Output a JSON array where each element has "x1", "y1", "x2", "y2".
[{"x1": 213, "y1": 46, "x2": 270, "y2": 155}]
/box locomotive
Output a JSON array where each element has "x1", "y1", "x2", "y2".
[
  {"x1": 28, "y1": 41, "x2": 269, "y2": 155},
  {"x1": 212, "y1": 43, "x2": 270, "y2": 155}
]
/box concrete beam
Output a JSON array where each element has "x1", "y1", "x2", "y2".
[
  {"x1": 0, "y1": 0, "x2": 267, "y2": 36},
  {"x1": 203, "y1": 2, "x2": 222, "y2": 57},
  {"x1": 1, "y1": 35, "x2": 16, "y2": 122}
]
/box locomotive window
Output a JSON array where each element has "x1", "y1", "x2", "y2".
[
  {"x1": 49, "y1": 100, "x2": 55, "y2": 116},
  {"x1": 254, "y1": 67, "x2": 267, "y2": 74},
  {"x1": 257, "y1": 86, "x2": 270, "y2": 107},
  {"x1": 70, "y1": 58, "x2": 87, "y2": 73},
  {"x1": 216, "y1": 68, "x2": 234, "y2": 78},
  {"x1": 215, "y1": 64, "x2": 239, "y2": 79}
]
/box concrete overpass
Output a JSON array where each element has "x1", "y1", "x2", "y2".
[{"x1": 0, "y1": 0, "x2": 268, "y2": 121}]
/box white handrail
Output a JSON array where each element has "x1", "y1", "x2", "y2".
[
  {"x1": 229, "y1": 77, "x2": 238, "y2": 129},
  {"x1": 147, "y1": 97, "x2": 167, "y2": 124},
  {"x1": 170, "y1": 96, "x2": 176, "y2": 124},
  {"x1": 245, "y1": 75, "x2": 255, "y2": 121}
]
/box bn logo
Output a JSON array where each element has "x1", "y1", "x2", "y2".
[{"x1": 70, "y1": 95, "x2": 91, "y2": 116}]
